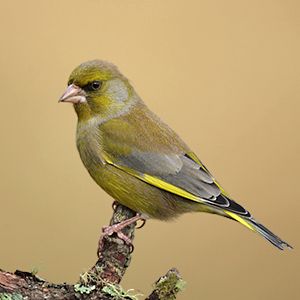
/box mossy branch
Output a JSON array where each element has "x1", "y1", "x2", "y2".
[{"x1": 0, "y1": 204, "x2": 185, "y2": 299}]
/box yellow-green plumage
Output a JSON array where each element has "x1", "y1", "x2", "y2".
[
  {"x1": 77, "y1": 99, "x2": 202, "y2": 219},
  {"x1": 60, "y1": 59, "x2": 292, "y2": 250}
]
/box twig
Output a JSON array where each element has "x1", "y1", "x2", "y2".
[{"x1": 146, "y1": 268, "x2": 186, "y2": 300}]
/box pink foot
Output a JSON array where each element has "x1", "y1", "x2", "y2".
[
  {"x1": 98, "y1": 213, "x2": 145, "y2": 255},
  {"x1": 102, "y1": 223, "x2": 133, "y2": 245}
]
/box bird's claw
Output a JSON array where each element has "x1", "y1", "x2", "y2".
[
  {"x1": 111, "y1": 201, "x2": 118, "y2": 211},
  {"x1": 135, "y1": 218, "x2": 146, "y2": 229}
]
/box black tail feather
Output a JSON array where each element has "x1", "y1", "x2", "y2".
[{"x1": 249, "y1": 219, "x2": 293, "y2": 250}]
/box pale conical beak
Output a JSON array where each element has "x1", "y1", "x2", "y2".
[{"x1": 59, "y1": 84, "x2": 87, "y2": 104}]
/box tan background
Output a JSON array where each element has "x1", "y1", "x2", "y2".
[{"x1": 0, "y1": 1, "x2": 299, "y2": 299}]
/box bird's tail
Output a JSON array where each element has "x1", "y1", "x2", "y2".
[{"x1": 224, "y1": 211, "x2": 293, "y2": 250}]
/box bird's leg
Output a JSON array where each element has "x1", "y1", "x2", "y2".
[{"x1": 98, "y1": 213, "x2": 145, "y2": 256}]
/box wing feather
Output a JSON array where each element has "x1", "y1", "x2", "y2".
[{"x1": 103, "y1": 150, "x2": 250, "y2": 216}]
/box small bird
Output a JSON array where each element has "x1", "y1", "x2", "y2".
[{"x1": 59, "y1": 60, "x2": 292, "y2": 250}]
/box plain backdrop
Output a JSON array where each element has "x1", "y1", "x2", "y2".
[{"x1": 0, "y1": 1, "x2": 299, "y2": 299}]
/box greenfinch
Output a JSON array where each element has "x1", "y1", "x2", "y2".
[{"x1": 59, "y1": 60, "x2": 291, "y2": 250}]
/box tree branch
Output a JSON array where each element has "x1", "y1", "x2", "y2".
[{"x1": 0, "y1": 204, "x2": 185, "y2": 299}]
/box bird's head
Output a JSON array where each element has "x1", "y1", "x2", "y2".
[{"x1": 59, "y1": 60, "x2": 135, "y2": 121}]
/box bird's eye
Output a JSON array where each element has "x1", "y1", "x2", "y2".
[
  {"x1": 82, "y1": 80, "x2": 102, "y2": 92},
  {"x1": 91, "y1": 81, "x2": 101, "y2": 91}
]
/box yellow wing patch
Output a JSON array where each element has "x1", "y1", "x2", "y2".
[
  {"x1": 143, "y1": 174, "x2": 201, "y2": 202},
  {"x1": 104, "y1": 155, "x2": 203, "y2": 203},
  {"x1": 224, "y1": 211, "x2": 254, "y2": 231}
]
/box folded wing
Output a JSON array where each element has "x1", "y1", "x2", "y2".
[{"x1": 104, "y1": 149, "x2": 251, "y2": 217}]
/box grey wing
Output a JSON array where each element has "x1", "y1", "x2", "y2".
[{"x1": 115, "y1": 150, "x2": 251, "y2": 216}]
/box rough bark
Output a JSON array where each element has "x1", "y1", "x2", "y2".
[{"x1": 0, "y1": 204, "x2": 185, "y2": 299}]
